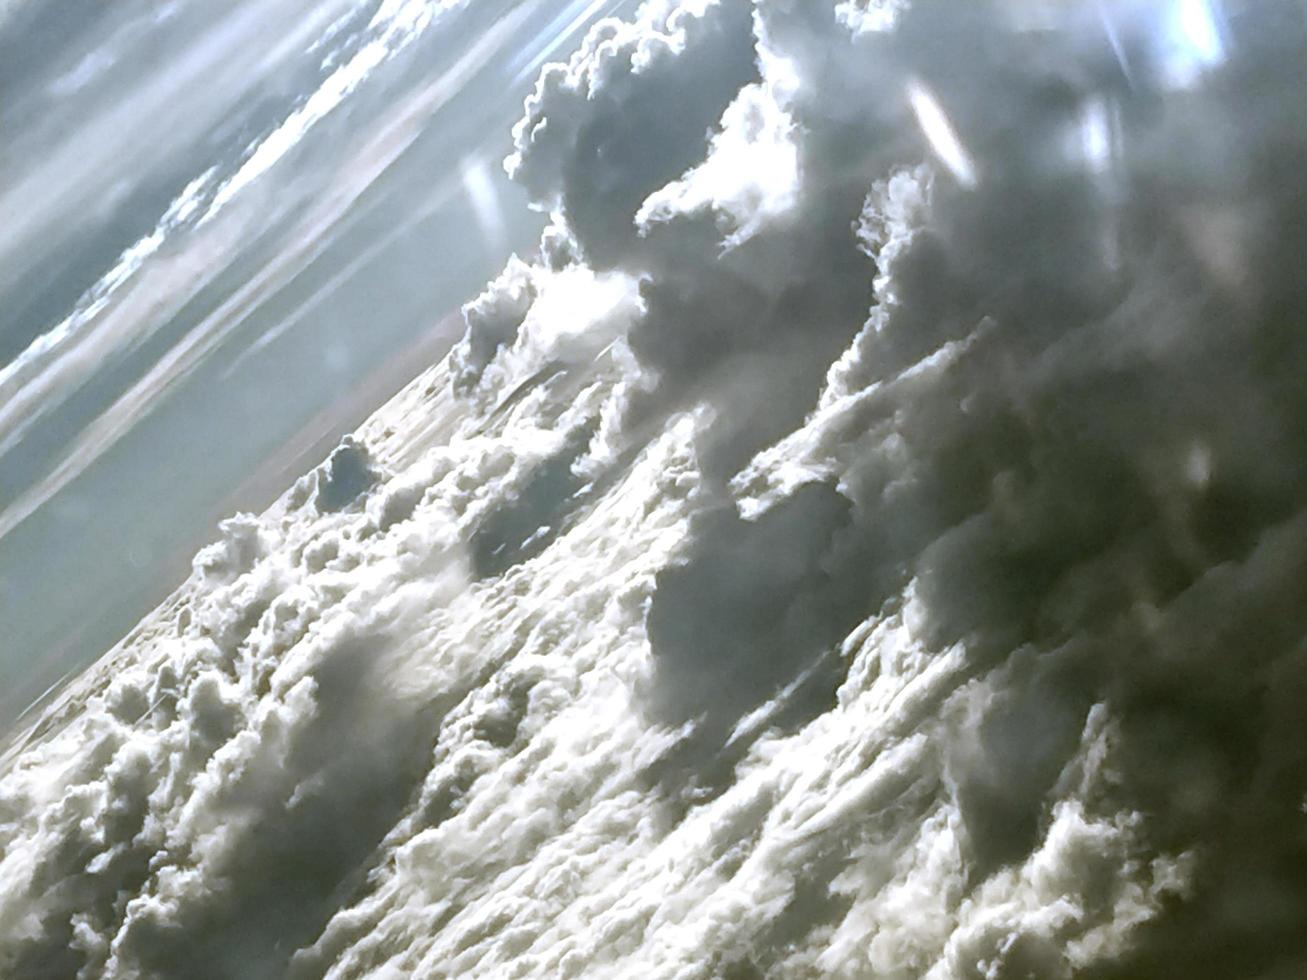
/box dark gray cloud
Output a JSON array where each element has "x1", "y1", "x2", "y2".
[{"x1": 4, "y1": 1, "x2": 1307, "y2": 977}]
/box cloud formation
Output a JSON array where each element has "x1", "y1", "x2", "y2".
[{"x1": 5, "y1": 1, "x2": 1307, "y2": 977}]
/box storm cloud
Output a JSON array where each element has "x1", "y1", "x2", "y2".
[{"x1": 4, "y1": 1, "x2": 1307, "y2": 977}]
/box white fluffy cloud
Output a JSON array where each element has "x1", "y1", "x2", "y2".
[{"x1": 5, "y1": 1, "x2": 1307, "y2": 978}]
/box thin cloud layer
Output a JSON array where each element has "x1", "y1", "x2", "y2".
[{"x1": 4, "y1": 1, "x2": 1307, "y2": 977}]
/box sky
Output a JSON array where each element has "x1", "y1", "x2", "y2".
[
  {"x1": 0, "y1": 0, "x2": 638, "y2": 726},
  {"x1": 3, "y1": 0, "x2": 1307, "y2": 977}
]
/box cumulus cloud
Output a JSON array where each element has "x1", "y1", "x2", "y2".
[{"x1": 4, "y1": 0, "x2": 1307, "y2": 978}]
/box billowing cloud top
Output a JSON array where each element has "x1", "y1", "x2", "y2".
[{"x1": 4, "y1": 0, "x2": 1307, "y2": 977}]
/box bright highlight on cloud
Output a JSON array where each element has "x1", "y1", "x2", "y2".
[{"x1": 4, "y1": 1, "x2": 1307, "y2": 978}]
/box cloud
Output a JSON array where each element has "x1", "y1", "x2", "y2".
[
  {"x1": 5, "y1": 1, "x2": 1307, "y2": 978},
  {"x1": 506, "y1": 0, "x2": 761, "y2": 262}
]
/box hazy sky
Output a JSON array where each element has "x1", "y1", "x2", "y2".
[{"x1": 0, "y1": 0, "x2": 637, "y2": 726}]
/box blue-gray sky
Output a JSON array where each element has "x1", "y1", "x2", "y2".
[{"x1": 0, "y1": 0, "x2": 636, "y2": 726}]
